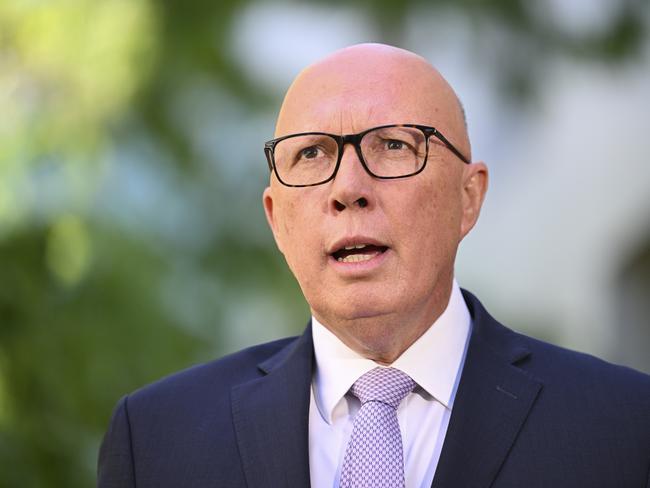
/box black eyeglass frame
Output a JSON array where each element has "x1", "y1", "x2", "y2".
[{"x1": 264, "y1": 123, "x2": 470, "y2": 188}]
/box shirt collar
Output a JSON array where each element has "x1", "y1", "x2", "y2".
[{"x1": 311, "y1": 280, "x2": 471, "y2": 424}]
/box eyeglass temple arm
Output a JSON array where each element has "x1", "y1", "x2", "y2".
[{"x1": 430, "y1": 129, "x2": 470, "y2": 164}]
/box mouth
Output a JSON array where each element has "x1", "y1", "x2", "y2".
[{"x1": 330, "y1": 243, "x2": 389, "y2": 264}]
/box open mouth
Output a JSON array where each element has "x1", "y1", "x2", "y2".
[{"x1": 331, "y1": 244, "x2": 388, "y2": 263}]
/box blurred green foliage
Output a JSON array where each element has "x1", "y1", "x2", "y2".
[{"x1": 0, "y1": 0, "x2": 647, "y2": 485}]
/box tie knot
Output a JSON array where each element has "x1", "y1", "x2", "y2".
[{"x1": 350, "y1": 367, "x2": 415, "y2": 409}]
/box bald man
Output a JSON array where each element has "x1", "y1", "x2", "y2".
[{"x1": 98, "y1": 44, "x2": 650, "y2": 488}]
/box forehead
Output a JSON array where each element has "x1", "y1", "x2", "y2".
[
  {"x1": 275, "y1": 55, "x2": 459, "y2": 138},
  {"x1": 279, "y1": 91, "x2": 431, "y2": 135}
]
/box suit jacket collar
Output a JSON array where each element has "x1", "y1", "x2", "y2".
[
  {"x1": 431, "y1": 289, "x2": 542, "y2": 488},
  {"x1": 231, "y1": 325, "x2": 314, "y2": 488}
]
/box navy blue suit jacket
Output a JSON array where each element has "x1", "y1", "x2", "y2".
[{"x1": 98, "y1": 290, "x2": 650, "y2": 487}]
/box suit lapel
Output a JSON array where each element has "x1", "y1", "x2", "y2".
[
  {"x1": 231, "y1": 326, "x2": 314, "y2": 488},
  {"x1": 432, "y1": 291, "x2": 542, "y2": 488}
]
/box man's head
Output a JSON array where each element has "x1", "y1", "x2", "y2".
[{"x1": 263, "y1": 43, "x2": 488, "y2": 363}]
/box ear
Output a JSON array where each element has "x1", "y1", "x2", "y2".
[
  {"x1": 460, "y1": 162, "x2": 488, "y2": 239},
  {"x1": 263, "y1": 186, "x2": 284, "y2": 254}
]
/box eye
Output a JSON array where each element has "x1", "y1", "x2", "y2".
[
  {"x1": 300, "y1": 146, "x2": 320, "y2": 159},
  {"x1": 386, "y1": 140, "x2": 405, "y2": 150}
]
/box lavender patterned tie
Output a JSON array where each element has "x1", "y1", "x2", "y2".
[{"x1": 339, "y1": 367, "x2": 416, "y2": 488}]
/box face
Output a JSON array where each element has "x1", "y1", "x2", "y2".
[{"x1": 263, "y1": 46, "x2": 487, "y2": 358}]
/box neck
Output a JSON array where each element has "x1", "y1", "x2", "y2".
[{"x1": 315, "y1": 281, "x2": 454, "y2": 364}]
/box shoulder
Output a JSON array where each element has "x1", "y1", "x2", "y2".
[
  {"x1": 99, "y1": 332, "x2": 307, "y2": 485},
  {"x1": 459, "y1": 290, "x2": 650, "y2": 485},
  {"x1": 465, "y1": 288, "x2": 650, "y2": 381},
  {"x1": 464, "y1": 288, "x2": 650, "y2": 408},
  {"x1": 507, "y1": 326, "x2": 650, "y2": 473},
  {"x1": 463, "y1": 291, "x2": 650, "y2": 428},
  {"x1": 521, "y1": 331, "x2": 650, "y2": 398},
  {"x1": 125, "y1": 335, "x2": 300, "y2": 413}
]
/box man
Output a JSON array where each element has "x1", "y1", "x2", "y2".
[{"x1": 98, "y1": 44, "x2": 650, "y2": 487}]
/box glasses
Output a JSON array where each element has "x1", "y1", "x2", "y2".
[{"x1": 264, "y1": 124, "x2": 469, "y2": 188}]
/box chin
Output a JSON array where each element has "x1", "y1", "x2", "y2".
[{"x1": 321, "y1": 293, "x2": 400, "y2": 323}]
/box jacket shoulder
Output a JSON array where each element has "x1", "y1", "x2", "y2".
[
  {"x1": 463, "y1": 288, "x2": 650, "y2": 392},
  {"x1": 519, "y1": 331, "x2": 650, "y2": 398},
  {"x1": 128, "y1": 335, "x2": 300, "y2": 407},
  {"x1": 463, "y1": 288, "x2": 650, "y2": 410}
]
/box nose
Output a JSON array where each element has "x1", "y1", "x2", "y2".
[{"x1": 328, "y1": 143, "x2": 374, "y2": 213}]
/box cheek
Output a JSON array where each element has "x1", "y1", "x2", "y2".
[
  {"x1": 428, "y1": 170, "x2": 464, "y2": 230},
  {"x1": 274, "y1": 186, "x2": 324, "y2": 238},
  {"x1": 275, "y1": 197, "x2": 321, "y2": 269},
  {"x1": 278, "y1": 200, "x2": 297, "y2": 238},
  {"x1": 401, "y1": 175, "x2": 463, "y2": 261}
]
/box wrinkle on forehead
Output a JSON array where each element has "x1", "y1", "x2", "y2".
[
  {"x1": 283, "y1": 94, "x2": 385, "y2": 135},
  {"x1": 275, "y1": 43, "x2": 470, "y2": 158}
]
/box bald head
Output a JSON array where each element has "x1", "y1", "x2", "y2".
[{"x1": 275, "y1": 43, "x2": 470, "y2": 159}]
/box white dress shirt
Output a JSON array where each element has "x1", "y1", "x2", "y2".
[{"x1": 308, "y1": 281, "x2": 472, "y2": 488}]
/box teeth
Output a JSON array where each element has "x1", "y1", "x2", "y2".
[
  {"x1": 337, "y1": 253, "x2": 374, "y2": 263},
  {"x1": 343, "y1": 244, "x2": 368, "y2": 250}
]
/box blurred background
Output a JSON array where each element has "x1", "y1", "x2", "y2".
[{"x1": 1, "y1": 0, "x2": 649, "y2": 485}]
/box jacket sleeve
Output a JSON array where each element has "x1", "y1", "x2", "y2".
[{"x1": 97, "y1": 396, "x2": 136, "y2": 488}]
